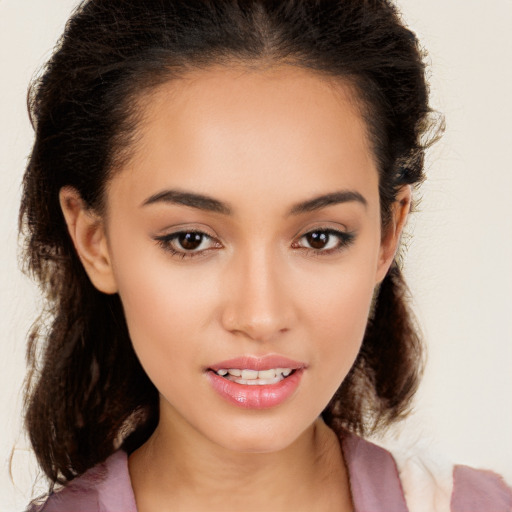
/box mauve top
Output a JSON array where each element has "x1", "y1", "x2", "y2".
[{"x1": 28, "y1": 433, "x2": 512, "y2": 512}]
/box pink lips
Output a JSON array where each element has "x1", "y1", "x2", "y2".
[{"x1": 207, "y1": 355, "x2": 306, "y2": 409}]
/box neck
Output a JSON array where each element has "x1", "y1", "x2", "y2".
[{"x1": 129, "y1": 415, "x2": 352, "y2": 512}]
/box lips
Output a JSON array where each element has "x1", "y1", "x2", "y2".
[
  {"x1": 209, "y1": 355, "x2": 305, "y2": 372},
  {"x1": 206, "y1": 355, "x2": 306, "y2": 409}
]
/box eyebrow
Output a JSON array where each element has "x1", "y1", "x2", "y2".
[
  {"x1": 142, "y1": 188, "x2": 367, "y2": 215},
  {"x1": 288, "y1": 190, "x2": 367, "y2": 215},
  {"x1": 142, "y1": 189, "x2": 232, "y2": 215}
]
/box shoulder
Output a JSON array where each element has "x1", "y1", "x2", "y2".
[
  {"x1": 341, "y1": 432, "x2": 410, "y2": 511},
  {"x1": 341, "y1": 431, "x2": 512, "y2": 512},
  {"x1": 451, "y1": 464, "x2": 512, "y2": 512},
  {"x1": 26, "y1": 451, "x2": 137, "y2": 512},
  {"x1": 394, "y1": 443, "x2": 512, "y2": 512}
]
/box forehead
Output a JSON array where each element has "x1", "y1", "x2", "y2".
[{"x1": 110, "y1": 65, "x2": 378, "y2": 212}]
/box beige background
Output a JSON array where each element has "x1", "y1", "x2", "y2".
[{"x1": 1, "y1": 0, "x2": 511, "y2": 509}]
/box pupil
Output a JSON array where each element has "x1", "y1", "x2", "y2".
[
  {"x1": 178, "y1": 232, "x2": 203, "y2": 250},
  {"x1": 307, "y1": 232, "x2": 328, "y2": 249}
]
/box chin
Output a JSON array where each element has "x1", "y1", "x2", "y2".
[{"x1": 204, "y1": 416, "x2": 316, "y2": 455}]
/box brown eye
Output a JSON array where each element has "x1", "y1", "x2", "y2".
[
  {"x1": 294, "y1": 228, "x2": 355, "y2": 254},
  {"x1": 178, "y1": 232, "x2": 204, "y2": 251},
  {"x1": 155, "y1": 230, "x2": 220, "y2": 258},
  {"x1": 305, "y1": 231, "x2": 330, "y2": 249}
]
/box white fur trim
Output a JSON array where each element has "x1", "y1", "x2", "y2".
[
  {"x1": 370, "y1": 432, "x2": 454, "y2": 512},
  {"x1": 393, "y1": 448, "x2": 453, "y2": 512}
]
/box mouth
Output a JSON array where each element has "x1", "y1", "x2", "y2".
[
  {"x1": 206, "y1": 356, "x2": 306, "y2": 409},
  {"x1": 209, "y1": 367, "x2": 295, "y2": 385}
]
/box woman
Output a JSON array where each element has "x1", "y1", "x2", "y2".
[{"x1": 19, "y1": 1, "x2": 511, "y2": 510}]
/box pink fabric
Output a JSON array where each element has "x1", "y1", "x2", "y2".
[
  {"x1": 451, "y1": 464, "x2": 512, "y2": 512},
  {"x1": 341, "y1": 433, "x2": 409, "y2": 512},
  {"x1": 27, "y1": 434, "x2": 512, "y2": 511},
  {"x1": 28, "y1": 451, "x2": 136, "y2": 512}
]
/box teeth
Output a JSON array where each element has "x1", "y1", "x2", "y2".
[
  {"x1": 214, "y1": 367, "x2": 294, "y2": 384},
  {"x1": 257, "y1": 369, "x2": 276, "y2": 379},
  {"x1": 234, "y1": 378, "x2": 281, "y2": 385}
]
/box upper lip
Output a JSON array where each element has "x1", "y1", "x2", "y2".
[{"x1": 208, "y1": 355, "x2": 307, "y2": 372}]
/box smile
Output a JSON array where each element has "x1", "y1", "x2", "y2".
[
  {"x1": 215, "y1": 368, "x2": 293, "y2": 385},
  {"x1": 207, "y1": 356, "x2": 305, "y2": 409}
]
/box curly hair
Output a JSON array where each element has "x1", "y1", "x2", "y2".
[{"x1": 20, "y1": 0, "x2": 436, "y2": 485}]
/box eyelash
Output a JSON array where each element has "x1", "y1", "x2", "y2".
[
  {"x1": 292, "y1": 228, "x2": 356, "y2": 256},
  {"x1": 154, "y1": 228, "x2": 355, "y2": 260},
  {"x1": 154, "y1": 230, "x2": 221, "y2": 260}
]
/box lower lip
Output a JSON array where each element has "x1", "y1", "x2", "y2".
[{"x1": 207, "y1": 369, "x2": 304, "y2": 409}]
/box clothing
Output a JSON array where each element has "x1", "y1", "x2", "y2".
[{"x1": 28, "y1": 433, "x2": 512, "y2": 512}]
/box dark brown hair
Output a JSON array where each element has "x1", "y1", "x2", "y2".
[{"x1": 20, "y1": 0, "x2": 435, "y2": 485}]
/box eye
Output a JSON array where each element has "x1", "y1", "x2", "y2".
[
  {"x1": 154, "y1": 230, "x2": 221, "y2": 259},
  {"x1": 293, "y1": 228, "x2": 355, "y2": 254}
]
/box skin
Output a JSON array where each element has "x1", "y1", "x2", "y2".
[{"x1": 60, "y1": 66, "x2": 410, "y2": 512}]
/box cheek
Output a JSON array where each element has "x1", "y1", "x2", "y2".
[
  {"x1": 318, "y1": 284, "x2": 372, "y2": 366},
  {"x1": 297, "y1": 247, "x2": 377, "y2": 334},
  {"x1": 311, "y1": 275, "x2": 373, "y2": 336},
  {"x1": 115, "y1": 262, "x2": 214, "y2": 355},
  {"x1": 114, "y1": 264, "x2": 221, "y2": 413},
  {"x1": 107, "y1": 231, "x2": 216, "y2": 380},
  {"x1": 295, "y1": 254, "x2": 378, "y2": 386}
]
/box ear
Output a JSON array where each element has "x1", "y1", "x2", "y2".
[
  {"x1": 375, "y1": 185, "x2": 412, "y2": 284},
  {"x1": 59, "y1": 187, "x2": 118, "y2": 294}
]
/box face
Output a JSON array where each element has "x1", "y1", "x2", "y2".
[{"x1": 75, "y1": 66, "x2": 402, "y2": 453}]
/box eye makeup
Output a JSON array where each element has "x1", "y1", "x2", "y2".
[
  {"x1": 292, "y1": 228, "x2": 356, "y2": 256},
  {"x1": 154, "y1": 230, "x2": 223, "y2": 260},
  {"x1": 153, "y1": 226, "x2": 356, "y2": 261}
]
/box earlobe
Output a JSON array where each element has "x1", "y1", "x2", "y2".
[
  {"x1": 59, "y1": 187, "x2": 118, "y2": 294},
  {"x1": 375, "y1": 185, "x2": 412, "y2": 284}
]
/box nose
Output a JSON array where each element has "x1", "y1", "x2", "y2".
[{"x1": 220, "y1": 247, "x2": 295, "y2": 343}]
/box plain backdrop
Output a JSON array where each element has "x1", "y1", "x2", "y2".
[{"x1": 1, "y1": 0, "x2": 511, "y2": 510}]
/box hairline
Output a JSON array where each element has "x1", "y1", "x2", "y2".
[{"x1": 99, "y1": 60, "x2": 381, "y2": 220}]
